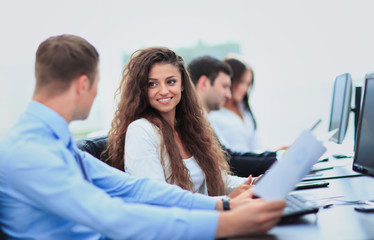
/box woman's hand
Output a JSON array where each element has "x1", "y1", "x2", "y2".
[
  {"x1": 252, "y1": 174, "x2": 263, "y2": 185},
  {"x1": 228, "y1": 175, "x2": 253, "y2": 199},
  {"x1": 275, "y1": 145, "x2": 289, "y2": 151}
]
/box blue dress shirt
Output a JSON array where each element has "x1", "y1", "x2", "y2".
[{"x1": 0, "y1": 101, "x2": 219, "y2": 239}]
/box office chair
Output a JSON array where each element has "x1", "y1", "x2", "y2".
[{"x1": 76, "y1": 135, "x2": 109, "y2": 163}]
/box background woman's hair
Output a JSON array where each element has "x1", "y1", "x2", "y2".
[{"x1": 104, "y1": 47, "x2": 230, "y2": 196}]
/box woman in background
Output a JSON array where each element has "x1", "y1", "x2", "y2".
[
  {"x1": 104, "y1": 47, "x2": 251, "y2": 197},
  {"x1": 208, "y1": 56, "x2": 259, "y2": 153}
]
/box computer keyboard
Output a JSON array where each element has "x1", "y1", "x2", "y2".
[{"x1": 282, "y1": 194, "x2": 319, "y2": 220}]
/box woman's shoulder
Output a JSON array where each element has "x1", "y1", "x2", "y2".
[
  {"x1": 129, "y1": 118, "x2": 154, "y2": 129},
  {"x1": 128, "y1": 118, "x2": 159, "y2": 134},
  {"x1": 126, "y1": 118, "x2": 161, "y2": 145}
]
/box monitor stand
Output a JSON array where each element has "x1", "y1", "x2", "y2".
[{"x1": 352, "y1": 86, "x2": 362, "y2": 149}]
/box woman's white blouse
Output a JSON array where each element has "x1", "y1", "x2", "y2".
[
  {"x1": 124, "y1": 118, "x2": 246, "y2": 195},
  {"x1": 183, "y1": 156, "x2": 205, "y2": 192},
  {"x1": 208, "y1": 102, "x2": 259, "y2": 153}
]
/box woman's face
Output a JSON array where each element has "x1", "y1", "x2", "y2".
[
  {"x1": 231, "y1": 70, "x2": 253, "y2": 103},
  {"x1": 147, "y1": 62, "x2": 183, "y2": 119}
]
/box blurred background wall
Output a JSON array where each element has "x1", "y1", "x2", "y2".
[{"x1": 1, "y1": 0, "x2": 373, "y2": 150}]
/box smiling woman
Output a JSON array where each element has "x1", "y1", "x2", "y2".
[
  {"x1": 147, "y1": 63, "x2": 183, "y2": 124},
  {"x1": 104, "y1": 47, "x2": 251, "y2": 197}
]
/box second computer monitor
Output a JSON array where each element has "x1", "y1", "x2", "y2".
[
  {"x1": 353, "y1": 72, "x2": 374, "y2": 176},
  {"x1": 328, "y1": 73, "x2": 352, "y2": 144}
]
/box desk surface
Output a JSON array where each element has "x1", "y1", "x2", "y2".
[{"x1": 240, "y1": 175, "x2": 374, "y2": 240}]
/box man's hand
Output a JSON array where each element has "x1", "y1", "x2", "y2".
[
  {"x1": 229, "y1": 188, "x2": 253, "y2": 210},
  {"x1": 216, "y1": 198, "x2": 286, "y2": 238}
]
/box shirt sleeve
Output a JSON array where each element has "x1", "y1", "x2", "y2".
[
  {"x1": 82, "y1": 150, "x2": 217, "y2": 210},
  {"x1": 6, "y1": 142, "x2": 219, "y2": 240},
  {"x1": 125, "y1": 119, "x2": 169, "y2": 182}
]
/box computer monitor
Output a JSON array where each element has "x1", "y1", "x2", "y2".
[
  {"x1": 328, "y1": 73, "x2": 353, "y2": 144},
  {"x1": 353, "y1": 72, "x2": 374, "y2": 176}
]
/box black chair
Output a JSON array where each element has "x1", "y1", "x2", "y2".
[
  {"x1": 76, "y1": 135, "x2": 108, "y2": 163},
  {"x1": 227, "y1": 150, "x2": 277, "y2": 177}
]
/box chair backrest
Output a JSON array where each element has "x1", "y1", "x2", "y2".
[{"x1": 76, "y1": 135, "x2": 108, "y2": 163}]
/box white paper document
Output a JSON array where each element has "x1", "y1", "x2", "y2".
[{"x1": 252, "y1": 130, "x2": 327, "y2": 201}]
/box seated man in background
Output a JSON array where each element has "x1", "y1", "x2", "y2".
[
  {"x1": 0, "y1": 34, "x2": 285, "y2": 239},
  {"x1": 188, "y1": 56, "x2": 277, "y2": 177}
]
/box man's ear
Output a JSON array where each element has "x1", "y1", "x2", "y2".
[
  {"x1": 197, "y1": 75, "x2": 211, "y2": 92},
  {"x1": 75, "y1": 75, "x2": 89, "y2": 94}
]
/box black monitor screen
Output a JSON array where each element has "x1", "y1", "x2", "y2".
[
  {"x1": 328, "y1": 73, "x2": 352, "y2": 144},
  {"x1": 353, "y1": 75, "x2": 374, "y2": 176}
]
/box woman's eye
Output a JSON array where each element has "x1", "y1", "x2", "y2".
[
  {"x1": 168, "y1": 80, "x2": 176, "y2": 84},
  {"x1": 148, "y1": 82, "x2": 157, "y2": 87}
]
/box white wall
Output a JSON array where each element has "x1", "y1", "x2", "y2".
[
  {"x1": 1, "y1": 0, "x2": 372, "y2": 149},
  {"x1": 244, "y1": 1, "x2": 372, "y2": 149}
]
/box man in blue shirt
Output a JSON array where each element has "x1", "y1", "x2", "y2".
[{"x1": 0, "y1": 34, "x2": 285, "y2": 239}]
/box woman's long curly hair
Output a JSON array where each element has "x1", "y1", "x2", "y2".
[{"x1": 103, "y1": 47, "x2": 230, "y2": 196}]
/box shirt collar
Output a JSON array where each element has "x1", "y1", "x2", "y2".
[{"x1": 25, "y1": 100, "x2": 72, "y2": 147}]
